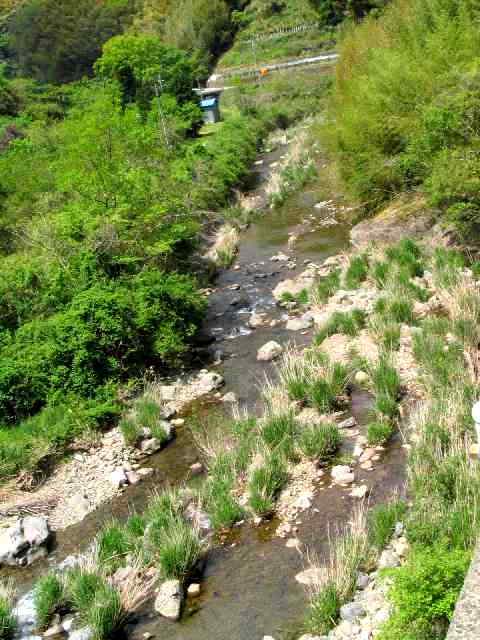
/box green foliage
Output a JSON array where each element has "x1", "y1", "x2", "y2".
[
  {"x1": 9, "y1": 0, "x2": 136, "y2": 83},
  {"x1": 367, "y1": 420, "x2": 394, "y2": 445},
  {"x1": 379, "y1": 545, "x2": 471, "y2": 640},
  {"x1": 331, "y1": 0, "x2": 480, "y2": 237},
  {"x1": 95, "y1": 35, "x2": 200, "y2": 121},
  {"x1": 134, "y1": 399, "x2": 169, "y2": 443},
  {"x1": 344, "y1": 254, "x2": 369, "y2": 289},
  {"x1": 308, "y1": 362, "x2": 349, "y2": 413},
  {"x1": 260, "y1": 412, "x2": 297, "y2": 455},
  {"x1": 119, "y1": 417, "x2": 141, "y2": 447},
  {"x1": 315, "y1": 309, "x2": 366, "y2": 344},
  {"x1": 316, "y1": 269, "x2": 340, "y2": 303},
  {"x1": 0, "y1": 590, "x2": 16, "y2": 640},
  {"x1": 368, "y1": 500, "x2": 407, "y2": 550},
  {"x1": 156, "y1": 519, "x2": 202, "y2": 579},
  {"x1": 204, "y1": 459, "x2": 244, "y2": 530},
  {"x1": 67, "y1": 570, "x2": 105, "y2": 613},
  {"x1": 97, "y1": 522, "x2": 130, "y2": 572},
  {"x1": 374, "y1": 296, "x2": 414, "y2": 325},
  {"x1": 84, "y1": 582, "x2": 125, "y2": 640},
  {"x1": 306, "y1": 582, "x2": 341, "y2": 635},
  {"x1": 34, "y1": 573, "x2": 65, "y2": 630},
  {"x1": 298, "y1": 422, "x2": 341, "y2": 460},
  {"x1": 248, "y1": 453, "x2": 288, "y2": 516}
]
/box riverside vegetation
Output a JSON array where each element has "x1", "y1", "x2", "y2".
[
  {"x1": 1, "y1": 1, "x2": 480, "y2": 639},
  {"x1": 0, "y1": 0, "x2": 341, "y2": 482}
]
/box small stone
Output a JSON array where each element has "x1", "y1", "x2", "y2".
[
  {"x1": 295, "y1": 567, "x2": 326, "y2": 586},
  {"x1": 257, "y1": 341, "x2": 283, "y2": 361},
  {"x1": 222, "y1": 392, "x2": 238, "y2": 403},
  {"x1": 139, "y1": 438, "x2": 162, "y2": 454},
  {"x1": 137, "y1": 467, "x2": 154, "y2": 477},
  {"x1": 285, "y1": 538, "x2": 301, "y2": 549},
  {"x1": 249, "y1": 312, "x2": 268, "y2": 328},
  {"x1": 392, "y1": 537, "x2": 409, "y2": 557},
  {"x1": 61, "y1": 616, "x2": 75, "y2": 633},
  {"x1": 340, "y1": 602, "x2": 366, "y2": 621},
  {"x1": 294, "y1": 492, "x2": 312, "y2": 510},
  {"x1": 331, "y1": 465, "x2": 355, "y2": 485},
  {"x1": 125, "y1": 471, "x2": 140, "y2": 485},
  {"x1": 170, "y1": 418, "x2": 185, "y2": 427},
  {"x1": 187, "y1": 583, "x2": 201, "y2": 597},
  {"x1": 393, "y1": 522, "x2": 404, "y2": 538},
  {"x1": 356, "y1": 572, "x2": 370, "y2": 590},
  {"x1": 253, "y1": 516, "x2": 263, "y2": 526},
  {"x1": 110, "y1": 468, "x2": 128, "y2": 488},
  {"x1": 154, "y1": 579, "x2": 183, "y2": 621},
  {"x1": 338, "y1": 416, "x2": 357, "y2": 429},
  {"x1": 378, "y1": 550, "x2": 400, "y2": 569},
  {"x1": 355, "y1": 371, "x2": 369, "y2": 384},
  {"x1": 190, "y1": 462, "x2": 204, "y2": 476},
  {"x1": 350, "y1": 485, "x2": 369, "y2": 499},
  {"x1": 359, "y1": 448, "x2": 376, "y2": 463},
  {"x1": 360, "y1": 460, "x2": 373, "y2": 471}
]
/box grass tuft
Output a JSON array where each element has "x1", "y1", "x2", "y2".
[
  {"x1": 298, "y1": 423, "x2": 341, "y2": 461},
  {"x1": 344, "y1": 254, "x2": 369, "y2": 290},
  {"x1": 315, "y1": 309, "x2": 366, "y2": 344},
  {"x1": 34, "y1": 573, "x2": 65, "y2": 630},
  {"x1": 248, "y1": 453, "x2": 288, "y2": 516},
  {"x1": 0, "y1": 581, "x2": 16, "y2": 640}
]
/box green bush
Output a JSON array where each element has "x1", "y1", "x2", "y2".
[
  {"x1": 34, "y1": 573, "x2": 65, "y2": 630},
  {"x1": 367, "y1": 420, "x2": 394, "y2": 446},
  {"x1": 205, "y1": 455, "x2": 244, "y2": 530},
  {"x1": 330, "y1": 0, "x2": 480, "y2": 236},
  {"x1": 260, "y1": 412, "x2": 297, "y2": 456},
  {"x1": 298, "y1": 423, "x2": 341, "y2": 461},
  {"x1": 368, "y1": 501, "x2": 407, "y2": 550},
  {"x1": 316, "y1": 269, "x2": 340, "y2": 303},
  {"x1": 119, "y1": 417, "x2": 141, "y2": 447},
  {"x1": 248, "y1": 453, "x2": 288, "y2": 516},
  {"x1": 0, "y1": 588, "x2": 16, "y2": 640},
  {"x1": 156, "y1": 519, "x2": 202, "y2": 579},
  {"x1": 344, "y1": 254, "x2": 369, "y2": 289},
  {"x1": 135, "y1": 399, "x2": 169, "y2": 444},
  {"x1": 97, "y1": 522, "x2": 130, "y2": 572},
  {"x1": 306, "y1": 582, "x2": 341, "y2": 636},
  {"x1": 316, "y1": 309, "x2": 366, "y2": 344},
  {"x1": 84, "y1": 582, "x2": 125, "y2": 640},
  {"x1": 379, "y1": 545, "x2": 471, "y2": 640},
  {"x1": 67, "y1": 569, "x2": 105, "y2": 612}
]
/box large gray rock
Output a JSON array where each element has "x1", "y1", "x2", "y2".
[
  {"x1": 154, "y1": 579, "x2": 183, "y2": 621},
  {"x1": 0, "y1": 516, "x2": 51, "y2": 567},
  {"x1": 331, "y1": 465, "x2": 355, "y2": 485},
  {"x1": 257, "y1": 341, "x2": 283, "y2": 361},
  {"x1": 286, "y1": 314, "x2": 313, "y2": 331},
  {"x1": 340, "y1": 602, "x2": 366, "y2": 621},
  {"x1": 196, "y1": 371, "x2": 224, "y2": 393}
]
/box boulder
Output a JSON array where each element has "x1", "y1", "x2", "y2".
[
  {"x1": 64, "y1": 493, "x2": 91, "y2": 522},
  {"x1": 338, "y1": 416, "x2": 357, "y2": 429},
  {"x1": 249, "y1": 312, "x2": 268, "y2": 328},
  {"x1": 378, "y1": 550, "x2": 401, "y2": 569},
  {"x1": 350, "y1": 485, "x2": 369, "y2": 499},
  {"x1": 354, "y1": 370, "x2": 369, "y2": 384},
  {"x1": 331, "y1": 465, "x2": 355, "y2": 485},
  {"x1": 140, "y1": 438, "x2": 162, "y2": 454},
  {"x1": 222, "y1": 392, "x2": 238, "y2": 403},
  {"x1": 69, "y1": 628, "x2": 93, "y2": 640},
  {"x1": 196, "y1": 371, "x2": 224, "y2": 393},
  {"x1": 257, "y1": 341, "x2": 283, "y2": 361},
  {"x1": 154, "y1": 579, "x2": 183, "y2": 621},
  {"x1": 340, "y1": 602, "x2": 366, "y2": 621},
  {"x1": 286, "y1": 314, "x2": 313, "y2": 331},
  {"x1": 187, "y1": 583, "x2": 201, "y2": 597},
  {"x1": 110, "y1": 468, "x2": 128, "y2": 488},
  {"x1": 295, "y1": 567, "x2": 327, "y2": 586},
  {"x1": 0, "y1": 517, "x2": 51, "y2": 567}
]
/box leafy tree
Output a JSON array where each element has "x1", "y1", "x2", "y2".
[
  {"x1": 95, "y1": 34, "x2": 199, "y2": 116},
  {"x1": 8, "y1": 0, "x2": 136, "y2": 83}
]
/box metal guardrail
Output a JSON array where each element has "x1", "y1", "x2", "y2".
[{"x1": 210, "y1": 51, "x2": 338, "y2": 84}]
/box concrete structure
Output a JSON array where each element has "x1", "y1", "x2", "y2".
[{"x1": 195, "y1": 88, "x2": 224, "y2": 124}]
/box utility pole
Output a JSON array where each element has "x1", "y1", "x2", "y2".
[{"x1": 154, "y1": 74, "x2": 171, "y2": 150}]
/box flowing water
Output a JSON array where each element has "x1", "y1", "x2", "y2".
[{"x1": 8, "y1": 145, "x2": 407, "y2": 640}]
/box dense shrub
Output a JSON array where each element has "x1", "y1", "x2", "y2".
[
  {"x1": 330, "y1": 0, "x2": 480, "y2": 237},
  {"x1": 379, "y1": 545, "x2": 471, "y2": 640}
]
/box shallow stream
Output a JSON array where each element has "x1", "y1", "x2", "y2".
[{"x1": 9, "y1": 143, "x2": 406, "y2": 640}]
